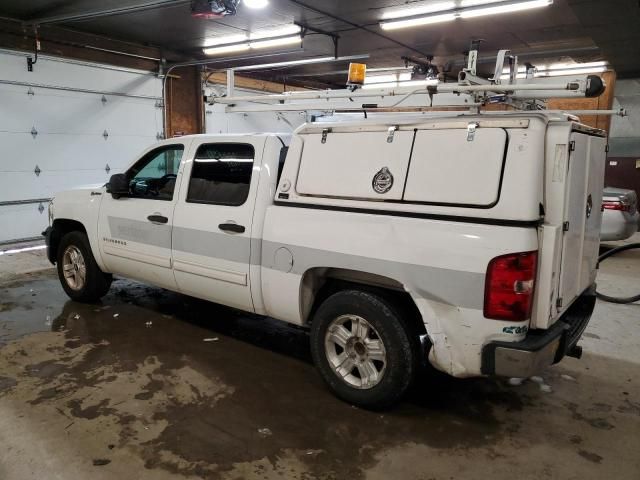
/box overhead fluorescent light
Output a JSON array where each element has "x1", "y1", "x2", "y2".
[
  {"x1": 365, "y1": 72, "x2": 412, "y2": 84},
  {"x1": 380, "y1": 13, "x2": 456, "y2": 30},
  {"x1": 204, "y1": 33, "x2": 249, "y2": 47},
  {"x1": 499, "y1": 62, "x2": 608, "y2": 80},
  {"x1": 249, "y1": 25, "x2": 301, "y2": 40},
  {"x1": 381, "y1": 1, "x2": 455, "y2": 20},
  {"x1": 379, "y1": 0, "x2": 553, "y2": 30},
  {"x1": 362, "y1": 78, "x2": 440, "y2": 90},
  {"x1": 203, "y1": 24, "x2": 301, "y2": 54},
  {"x1": 250, "y1": 35, "x2": 301, "y2": 49},
  {"x1": 243, "y1": 0, "x2": 269, "y2": 9},
  {"x1": 362, "y1": 82, "x2": 401, "y2": 90},
  {"x1": 539, "y1": 66, "x2": 607, "y2": 77},
  {"x1": 460, "y1": 0, "x2": 553, "y2": 18},
  {"x1": 203, "y1": 43, "x2": 251, "y2": 56},
  {"x1": 460, "y1": 0, "x2": 508, "y2": 6},
  {"x1": 231, "y1": 54, "x2": 370, "y2": 72},
  {"x1": 546, "y1": 61, "x2": 607, "y2": 70}
]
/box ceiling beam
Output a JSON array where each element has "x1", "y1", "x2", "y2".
[{"x1": 24, "y1": 0, "x2": 189, "y2": 26}]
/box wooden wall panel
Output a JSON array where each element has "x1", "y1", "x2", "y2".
[
  {"x1": 205, "y1": 72, "x2": 307, "y2": 94},
  {"x1": 166, "y1": 66, "x2": 204, "y2": 137}
]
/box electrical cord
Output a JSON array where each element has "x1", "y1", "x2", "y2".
[{"x1": 596, "y1": 243, "x2": 640, "y2": 304}]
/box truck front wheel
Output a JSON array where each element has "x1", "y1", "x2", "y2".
[
  {"x1": 310, "y1": 289, "x2": 419, "y2": 409},
  {"x1": 56, "y1": 231, "x2": 112, "y2": 302}
]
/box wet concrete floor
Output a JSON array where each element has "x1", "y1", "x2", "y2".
[{"x1": 0, "y1": 266, "x2": 639, "y2": 479}]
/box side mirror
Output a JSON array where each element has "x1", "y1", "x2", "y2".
[{"x1": 106, "y1": 173, "x2": 129, "y2": 199}]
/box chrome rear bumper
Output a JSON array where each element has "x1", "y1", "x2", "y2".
[{"x1": 481, "y1": 285, "x2": 596, "y2": 377}]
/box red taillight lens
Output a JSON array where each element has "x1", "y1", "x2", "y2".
[
  {"x1": 602, "y1": 200, "x2": 630, "y2": 212},
  {"x1": 484, "y1": 251, "x2": 538, "y2": 321}
]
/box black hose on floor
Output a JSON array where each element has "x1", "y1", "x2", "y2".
[{"x1": 596, "y1": 243, "x2": 640, "y2": 304}]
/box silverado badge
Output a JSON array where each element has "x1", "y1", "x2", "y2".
[{"x1": 372, "y1": 167, "x2": 394, "y2": 194}]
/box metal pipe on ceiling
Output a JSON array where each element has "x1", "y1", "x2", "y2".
[
  {"x1": 24, "y1": 0, "x2": 189, "y2": 26},
  {"x1": 286, "y1": 0, "x2": 433, "y2": 59},
  {"x1": 84, "y1": 45, "x2": 161, "y2": 62},
  {"x1": 0, "y1": 47, "x2": 159, "y2": 75}
]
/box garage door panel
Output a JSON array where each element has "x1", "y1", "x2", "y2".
[
  {"x1": 0, "y1": 171, "x2": 113, "y2": 203},
  {"x1": 0, "y1": 203, "x2": 49, "y2": 243},
  {"x1": 1, "y1": 51, "x2": 161, "y2": 98},
  {"x1": 0, "y1": 86, "x2": 159, "y2": 137},
  {"x1": 0, "y1": 50, "x2": 162, "y2": 242},
  {"x1": 0, "y1": 132, "x2": 155, "y2": 174}
]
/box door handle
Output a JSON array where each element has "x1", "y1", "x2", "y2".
[
  {"x1": 218, "y1": 223, "x2": 245, "y2": 233},
  {"x1": 147, "y1": 215, "x2": 168, "y2": 224}
]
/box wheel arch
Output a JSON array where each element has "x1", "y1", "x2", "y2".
[
  {"x1": 299, "y1": 267, "x2": 427, "y2": 338},
  {"x1": 48, "y1": 219, "x2": 88, "y2": 264}
]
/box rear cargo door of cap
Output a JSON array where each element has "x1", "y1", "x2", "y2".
[
  {"x1": 295, "y1": 129, "x2": 414, "y2": 200},
  {"x1": 557, "y1": 132, "x2": 606, "y2": 308},
  {"x1": 403, "y1": 128, "x2": 507, "y2": 206}
]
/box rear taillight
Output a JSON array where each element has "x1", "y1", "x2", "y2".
[
  {"x1": 484, "y1": 251, "x2": 538, "y2": 321},
  {"x1": 602, "y1": 200, "x2": 631, "y2": 212}
]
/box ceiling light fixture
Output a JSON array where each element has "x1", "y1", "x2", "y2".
[
  {"x1": 380, "y1": 13, "x2": 456, "y2": 30},
  {"x1": 381, "y1": 1, "x2": 456, "y2": 19},
  {"x1": 380, "y1": 0, "x2": 553, "y2": 31},
  {"x1": 499, "y1": 61, "x2": 608, "y2": 80},
  {"x1": 250, "y1": 36, "x2": 302, "y2": 49},
  {"x1": 243, "y1": 0, "x2": 269, "y2": 9},
  {"x1": 203, "y1": 43, "x2": 251, "y2": 55},
  {"x1": 203, "y1": 24, "x2": 302, "y2": 55},
  {"x1": 538, "y1": 66, "x2": 607, "y2": 77},
  {"x1": 460, "y1": 0, "x2": 553, "y2": 18},
  {"x1": 204, "y1": 33, "x2": 249, "y2": 47},
  {"x1": 231, "y1": 54, "x2": 370, "y2": 72},
  {"x1": 249, "y1": 25, "x2": 301, "y2": 40}
]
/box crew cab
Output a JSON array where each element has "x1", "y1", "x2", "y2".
[{"x1": 44, "y1": 112, "x2": 606, "y2": 408}]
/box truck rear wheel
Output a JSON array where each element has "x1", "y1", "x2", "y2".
[
  {"x1": 56, "y1": 231, "x2": 112, "y2": 303},
  {"x1": 310, "y1": 289, "x2": 418, "y2": 409}
]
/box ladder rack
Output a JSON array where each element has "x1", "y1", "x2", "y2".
[{"x1": 206, "y1": 47, "x2": 623, "y2": 118}]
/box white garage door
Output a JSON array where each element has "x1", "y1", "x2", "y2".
[{"x1": 0, "y1": 49, "x2": 164, "y2": 244}]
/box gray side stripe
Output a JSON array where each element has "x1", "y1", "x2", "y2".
[
  {"x1": 107, "y1": 216, "x2": 253, "y2": 262},
  {"x1": 106, "y1": 216, "x2": 483, "y2": 309},
  {"x1": 108, "y1": 216, "x2": 172, "y2": 249},
  {"x1": 173, "y1": 226, "x2": 251, "y2": 263},
  {"x1": 261, "y1": 240, "x2": 485, "y2": 310}
]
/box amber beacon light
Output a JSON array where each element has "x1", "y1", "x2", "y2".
[{"x1": 347, "y1": 63, "x2": 367, "y2": 86}]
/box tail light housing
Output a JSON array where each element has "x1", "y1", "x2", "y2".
[
  {"x1": 484, "y1": 251, "x2": 538, "y2": 321},
  {"x1": 602, "y1": 200, "x2": 631, "y2": 212}
]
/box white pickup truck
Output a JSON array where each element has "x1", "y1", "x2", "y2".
[{"x1": 44, "y1": 111, "x2": 606, "y2": 408}]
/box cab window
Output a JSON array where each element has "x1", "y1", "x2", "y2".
[
  {"x1": 127, "y1": 145, "x2": 184, "y2": 200},
  {"x1": 187, "y1": 143, "x2": 255, "y2": 206}
]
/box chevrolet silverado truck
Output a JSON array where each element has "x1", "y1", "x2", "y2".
[{"x1": 44, "y1": 112, "x2": 606, "y2": 408}]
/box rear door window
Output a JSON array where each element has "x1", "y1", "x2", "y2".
[{"x1": 187, "y1": 143, "x2": 255, "y2": 206}]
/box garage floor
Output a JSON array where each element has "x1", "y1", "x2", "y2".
[{"x1": 0, "y1": 238, "x2": 638, "y2": 480}]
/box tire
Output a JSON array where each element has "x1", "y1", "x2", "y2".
[
  {"x1": 310, "y1": 289, "x2": 419, "y2": 409},
  {"x1": 56, "y1": 231, "x2": 112, "y2": 302}
]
